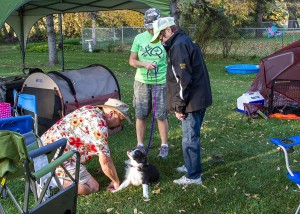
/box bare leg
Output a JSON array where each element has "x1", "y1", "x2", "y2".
[
  {"x1": 136, "y1": 118, "x2": 147, "y2": 144},
  {"x1": 157, "y1": 118, "x2": 168, "y2": 145}
]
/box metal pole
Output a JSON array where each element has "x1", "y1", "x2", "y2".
[
  {"x1": 19, "y1": 8, "x2": 26, "y2": 73},
  {"x1": 59, "y1": 13, "x2": 64, "y2": 72},
  {"x1": 122, "y1": 27, "x2": 124, "y2": 45}
]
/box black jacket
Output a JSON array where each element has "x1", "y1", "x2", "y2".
[{"x1": 163, "y1": 29, "x2": 212, "y2": 114}]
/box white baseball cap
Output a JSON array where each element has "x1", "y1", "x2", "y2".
[{"x1": 151, "y1": 17, "x2": 176, "y2": 43}]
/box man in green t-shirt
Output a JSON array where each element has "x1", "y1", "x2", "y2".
[{"x1": 129, "y1": 8, "x2": 169, "y2": 158}]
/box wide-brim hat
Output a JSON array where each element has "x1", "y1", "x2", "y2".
[
  {"x1": 99, "y1": 98, "x2": 131, "y2": 124},
  {"x1": 151, "y1": 17, "x2": 176, "y2": 43}
]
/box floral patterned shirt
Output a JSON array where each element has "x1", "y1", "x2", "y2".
[{"x1": 41, "y1": 105, "x2": 109, "y2": 178}]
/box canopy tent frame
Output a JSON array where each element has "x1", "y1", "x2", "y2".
[{"x1": 0, "y1": 0, "x2": 171, "y2": 72}]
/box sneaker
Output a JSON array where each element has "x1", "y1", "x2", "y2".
[
  {"x1": 173, "y1": 175, "x2": 202, "y2": 185},
  {"x1": 137, "y1": 144, "x2": 145, "y2": 153},
  {"x1": 158, "y1": 145, "x2": 168, "y2": 158},
  {"x1": 176, "y1": 165, "x2": 188, "y2": 173}
]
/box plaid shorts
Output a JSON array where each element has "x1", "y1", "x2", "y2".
[
  {"x1": 62, "y1": 164, "x2": 92, "y2": 184},
  {"x1": 133, "y1": 80, "x2": 168, "y2": 120}
]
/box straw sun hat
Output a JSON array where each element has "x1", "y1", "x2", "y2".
[{"x1": 99, "y1": 98, "x2": 131, "y2": 123}]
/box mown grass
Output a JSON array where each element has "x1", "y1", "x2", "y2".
[{"x1": 0, "y1": 44, "x2": 300, "y2": 214}]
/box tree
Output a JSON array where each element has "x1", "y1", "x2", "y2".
[
  {"x1": 98, "y1": 10, "x2": 143, "y2": 27},
  {"x1": 46, "y1": 15, "x2": 58, "y2": 65},
  {"x1": 285, "y1": 0, "x2": 300, "y2": 28},
  {"x1": 29, "y1": 19, "x2": 47, "y2": 42},
  {"x1": 255, "y1": 0, "x2": 266, "y2": 37},
  {"x1": 2, "y1": 24, "x2": 15, "y2": 43},
  {"x1": 177, "y1": 0, "x2": 238, "y2": 57},
  {"x1": 89, "y1": 12, "x2": 98, "y2": 45},
  {"x1": 63, "y1": 13, "x2": 89, "y2": 38},
  {"x1": 170, "y1": 0, "x2": 180, "y2": 26}
]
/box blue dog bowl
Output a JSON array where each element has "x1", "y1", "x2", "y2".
[{"x1": 225, "y1": 64, "x2": 259, "y2": 74}]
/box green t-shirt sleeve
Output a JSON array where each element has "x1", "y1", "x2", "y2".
[{"x1": 131, "y1": 35, "x2": 140, "y2": 53}]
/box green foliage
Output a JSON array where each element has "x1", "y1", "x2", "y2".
[
  {"x1": 178, "y1": 0, "x2": 238, "y2": 57},
  {"x1": 26, "y1": 43, "x2": 48, "y2": 52},
  {"x1": 63, "y1": 37, "x2": 81, "y2": 45},
  {"x1": 24, "y1": 41, "x2": 81, "y2": 53},
  {"x1": 28, "y1": 18, "x2": 47, "y2": 42},
  {"x1": 264, "y1": 0, "x2": 289, "y2": 23},
  {"x1": 98, "y1": 10, "x2": 144, "y2": 27}
]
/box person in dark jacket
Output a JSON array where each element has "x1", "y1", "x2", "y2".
[{"x1": 151, "y1": 17, "x2": 212, "y2": 185}]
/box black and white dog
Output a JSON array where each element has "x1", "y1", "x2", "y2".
[{"x1": 112, "y1": 149, "x2": 160, "y2": 200}]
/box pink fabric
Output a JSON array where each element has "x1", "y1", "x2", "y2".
[{"x1": 0, "y1": 102, "x2": 11, "y2": 118}]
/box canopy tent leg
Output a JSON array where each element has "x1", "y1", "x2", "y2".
[
  {"x1": 59, "y1": 13, "x2": 64, "y2": 72},
  {"x1": 20, "y1": 7, "x2": 26, "y2": 73}
]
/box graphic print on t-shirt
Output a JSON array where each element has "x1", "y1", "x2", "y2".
[{"x1": 141, "y1": 45, "x2": 163, "y2": 59}]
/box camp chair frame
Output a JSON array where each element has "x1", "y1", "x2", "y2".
[
  {"x1": 13, "y1": 91, "x2": 38, "y2": 135},
  {"x1": 270, "y1": 136, "x2": 300, "y2": 214},
  {"x1": 0, "y1": 131, "x2": 80, "y2": 214}
]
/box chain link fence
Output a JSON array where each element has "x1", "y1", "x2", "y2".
[
  {"x1": 224, "y1": 27, "x2": 300, "y2": 57},
  {"x1": 82, "y1": 27, "x2": 144, "y2": 52},
  {"x1": 82, "y1": 27, "x2": 300, "y2": 57}
]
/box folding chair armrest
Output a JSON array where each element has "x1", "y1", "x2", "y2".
[
  {"x1": 32, "y1": 150, "x2": 79, "y2": 180},
  {"x1": 23, "y1": 131, "x2": 38, "y2": 147},
  {"x1": 28, "y1": 138, "x2": 67, "y2": 159},
  {"x1": 270, "y1": 136, "x2": 300, "y2": 149}
]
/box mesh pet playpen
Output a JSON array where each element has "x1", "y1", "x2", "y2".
[{"x1": 21, "y1": 64, "x2": 121, "y2": 134}]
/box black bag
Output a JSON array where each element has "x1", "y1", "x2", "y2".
[
  {"x1": 0, "y1": 68, "x2": 44, "y2": 105},
  {"x1": 0, "y1": 75, "x2": 28, "y2": 105}
]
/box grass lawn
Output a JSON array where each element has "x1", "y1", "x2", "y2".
[{"x1": 0, "y1": 44, "x2": 300, "y2": 214}]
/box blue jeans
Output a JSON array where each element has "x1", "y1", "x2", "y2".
[{"x1": 182, "y1": 109, "x2": 206, "y2": 179}]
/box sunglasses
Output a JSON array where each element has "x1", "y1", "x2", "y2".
[{"x1": 159, "y1": 29, "x2": 166, "y2": 36}]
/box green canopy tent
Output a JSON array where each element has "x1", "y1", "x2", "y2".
[{"x1": 0, "y1": 0, "x2": 171, "y2": 71}]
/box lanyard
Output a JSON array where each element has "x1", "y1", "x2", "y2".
[{"x1": 146, "y1": 61, "x2": 158, "y2": 80}]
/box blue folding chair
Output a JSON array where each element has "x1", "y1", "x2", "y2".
[
  {"x1": 270, "y1": 136, "x2": 300, "y2": 214},
  {"x1": 14, "y1": 91, "x2": 38, "y2": 135},
  {"x1": 0, "y1": 115, "x2": 33, "y2": 134},
  {"x1": 271, "y1": 26, "x2": 285, "y2": 39}
]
